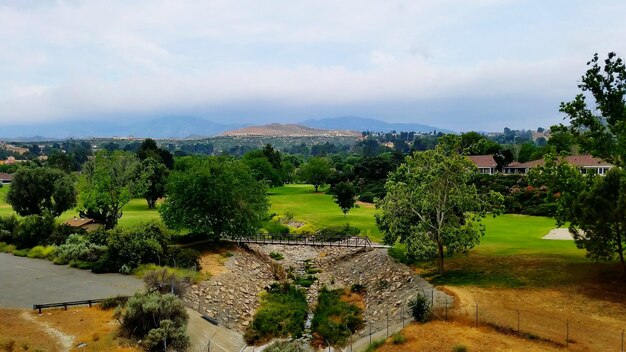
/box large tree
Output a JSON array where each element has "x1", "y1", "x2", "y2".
[
  {"x1": 78, "y1": 150, "x2": 144, "y2": 229},
  {"x1": 332, "y1": 181, "x2": 357, "y2": 216},
  {"x1": 141, "y1": 157, "x2": 169, "y2": 209},
  {"x1": 298, "y1": 157, "x2": 332, "y2": 192},
  {"x1": 376, "y1": 144, "x2": 503, "y2": 275},
  {"x1": 6, "y1": 167, "x2": 76, "y2": 217},
  {"x1": 560, "y1": 52, "x2": 626, "y2": 166},
  {"x1": 159, "y1": 157, "x2": 269, "y2": 240}
]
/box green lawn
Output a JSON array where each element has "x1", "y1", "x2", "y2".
[{"x1": 268, "y1": 184, "x2": 382, "y2": 242}]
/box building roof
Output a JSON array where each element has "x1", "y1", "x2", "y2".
[
  {"x1": 467, "y1": 155, "x2": 496, "y2": 168},
  {"x1": 64, "y1": 217, "x2": 96, "y2": 227},
  {"x1": 0, "y1": 172, "x2": 12, "y2": 181}
]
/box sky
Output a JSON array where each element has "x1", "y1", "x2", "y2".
[{"x1": 0, "y1": 0, "x2": 625, "y2": 132}]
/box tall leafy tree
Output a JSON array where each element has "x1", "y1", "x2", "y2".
[
  {"x1": 376, "y1": 144, "x2": 503, "y2": 275},
  {"x1": 332, "y1": 181, "x2": 357, "y2": 216},
  {"x1": 6, "y1": 167, "x2": 76, "y2": 217},
  {"x1": 298, "y1": 157, "x2": 332, "y2": 192},
  {"x1": 78, "y1": 150, "x2": 144, "y2": 229},
  {"x1": 560, "y1": 52, "x2": 626, "y2": 166},
  {"x1": 137, "y1": 138, "x2": 175, "y2": 169},
  {"x1": 160, "y1": 157, "x2": 269, "y2": 240},
  {"x1": 141, "y1": 157, "x2": 169, "y2": 209}
]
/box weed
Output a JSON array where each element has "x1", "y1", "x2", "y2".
[
  {"x1": 452, "y1": 344, "x2": 467, "y2": 352},
  {"x1": 391, "y1": 332, "x2": 406, "y2": 344},
  {"x1": 269, "y1": 252, "x2": 284, "y2": 260},
  {"x1": 311, "y1": 287, "x2": 364, "y2": 346},
  {"x1": 363, "y1": 338, "x2": 385, "y2": 352}
]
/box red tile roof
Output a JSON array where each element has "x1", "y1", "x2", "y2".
[
  {"x1": 64, "y1": 217, "x2": 96, "y2": 227},
  {"x1": 0, "y1": 172, "x2": 12, "y2": 181},
  {"x1": 467, "y1": 155, "x2": 496, "y2": 168}
]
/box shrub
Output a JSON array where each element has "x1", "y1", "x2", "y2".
[
  {"x1": 55, "y1": 234, "x2": 107, "y2": 265},
  {"x1": 105, "y1": 221, "x2": 171, "y2": 273},
  {"x1": 13, "y1": 248, "x2": 29, "y2": 257},
  {"x1": 69, "y1": 260, "x2": 95, "y2": 270},
  {"x1": 120, "y1": 292, "x2": 189, "y2": 351},
  {"x1": 0, "y1": 215, "x2": 18, "y2": 241},
  {"x1": 27, "y1": 245, "x2": 56, "y2": 259},
  {"x1": 12, "y1": 214, "x2": 55, "y2": 249},
  {"x1": 100, "y1": 296, "x2": 129, "y2": 310},
  {"x1": 263, "y1": 220, "x2": 290, "y2": 234},
  {"x1": 265, "y1": 341, "x2": 307, "y2": 352},
  {"x1": 134, "y1": 264, "x2": 205, "y2": 284},
  {"x1": 293, "y1": 274, "x2": 317, "y2": 287},
  {"x1": 452, "y1": 344, "x2": 468, "y2": 352},
  {"x1": 165, "y1": 247, "x2": 201, "y2": 269},
  {"x1": 408, "y1": 291, "x2": 430, "y2": 322},
  {"x1": 244, "y1": 283, "x2": 308, "y2": 345},
  {"x1": 143, "y1": 268, "x2": 189, "y2": 297},
  {"x1": 316, "y1": 224, "x2": 360, "y2": 241},
  {"x1": 0, "y1": 242, "x2": 16, "y2": 254},
  {"x1": 311, "y1": 287, "x2": 364, "y2": 346},
  {"x1": 269, "y1": 252, "x2": 284, "y2": 260},
  {"x1": 364, "y1": 338, "x2": 386, "y2": 352},
  {"x1": 391, "y1": 332, "x2": 406, "y2": 344}
]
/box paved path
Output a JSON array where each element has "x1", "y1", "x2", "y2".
[{"x1": 0, "y1": 253, "x2": 143, "y2": 308}]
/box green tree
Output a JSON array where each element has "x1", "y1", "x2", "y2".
[
  {"x1": 298, "y1": 157, "x2": 332, "y2": 192},
  {"x1": 160, "y1": 157, "x2": 269, "y2": 240},
  {"x1": 141, "y1": 157, "x2": 169, "y2": 209},
  {"x1": 560, "y1": 52, "x2": 626, "y2": 166},
  {"x1": 559, "y1": 169, "x2": 626, "y2": 274},
  {"x1": 6, "y1": 167, "x2": 76, "y2": 217},
  {"x1": 332, "y1": 181, "x2": 357, "y2": 216},
  {"x1": 376, "y1": 145, "x2": 503, "y2": 275},
  {"x1": 78, "y1": 150, "x2": 143, "y2": 229},
  {"x1": 137, "y1": 138, "x2": 174, "y2": 169}
]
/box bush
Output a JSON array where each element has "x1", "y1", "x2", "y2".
[
  {"x1": 293, "y1": 274, "x2": 317, "y2": 287},
  {"x1": 100, "y1": 296, "x2": 129, "y2": 310},
  {"x1": 408, "y1": 291, "x2": 430, "y2": 322},
  {"x1": 55, "y1": 234, "x2": 107, "y2": 265},
  {"x1": 452, "y1": 344, "x2": 468, "y2": 352},
  {"x1": 244, "y1": 283, "x2": 308, "y2": 345},
  {"x1": 134, "y1": 264, "x2": 206, "y2": 284},
  {"x1": 143, "y1": 268, "x2": 189, "y2": 297},
  {"x1": 269, "y1": 252, "x2": 284, "y2": 260},
  {"x1": 0, "y1": 242, "x2": 16, "y2": 254},
  {"x1": 263, "y1": 220, "x2": 290, "y2": 234},
  {"x1": 311, "y1": 287, "x2": 364, "y2": 346},
  {"x1": 105, "y1": 221, "x2": 171, "y2": 273},
  {"x1": 265, "y1": 341, "x2": 307, "y2": 352},
  {"x1": 391, "y1": 332, "x2": 406, "y2": 344},
  {"x1": 364, "y1": 338, "x2": 386, "y2": 352},
  {"x1": 120, "y1": 292, "x2": 189, "y2": 351},
  {"x1": 26, "y1": 245, "x2": 56, "y2": 259},
  {"x1": 69, "y1": 260, "x2": 95, "y2": 270},
  {"x1": 12, "y1": 248, "x2": 29, "y2": 257},
  {"x1": 12, "y1": 214, "x2": 55, "y2": 249},
  {"x1": 165, "y1": 247, "x2": 201, "y2": 270},
  {"x1": 316, "y1": 224, "x2": 360, "y2": 241},
  {"x1": 0, "y1": 215, "x2": 18, "y2": 239}
]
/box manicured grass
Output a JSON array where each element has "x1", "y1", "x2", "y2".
[{"x1": 269, "y1": 184, "x2": 382, "y2": 241}]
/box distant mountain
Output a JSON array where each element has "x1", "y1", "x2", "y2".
[
  {"x1": 0, "y1": 116, "x2": 243, "y2": 140},
  {"x1": 301, "y1": 116, "x2": 454, "y2": 134},
  {"x1": 221, "y1": 123, "x2": 361, "y2": 137}
]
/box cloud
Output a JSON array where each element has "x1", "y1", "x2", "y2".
[{"x1": 0, "y1": 0, "x2": 625, "y2": 131}]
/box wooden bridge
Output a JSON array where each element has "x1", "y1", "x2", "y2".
[{"x1": 231, "y1": 233, "x2": 390, "y2": 248}]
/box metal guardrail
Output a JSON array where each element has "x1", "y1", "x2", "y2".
[
  {"x1": 33, "y1": 297, "x2": 128, "y2": 314},
  {"x1": 232, "y1": 233, "x2": 374, "y2": 248}
]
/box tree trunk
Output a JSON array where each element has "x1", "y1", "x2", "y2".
[
  {"x1": 617, "y1": 232, "x2": 626, "y2": 277},
  {"x1": 438, "y1": 242, "x2": 445, "y2": 276},
  {"x1": 314, "y1": 184, "x2": 319, "y2": 192}
]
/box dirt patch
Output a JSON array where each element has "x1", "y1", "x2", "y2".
[
  {"x1": 542, "y1": 228, "x2": 575, "y2": 240},
  {"x1": 375, "y1": 320, "x2": 564, "y2": 352},
  {"x1": 340, "y1": 290, "x2": 366, "y2": 311},
  {"x1": 0, "y1": 309, "x2": 62, "y2": 352},
  {"x1": 356, "y1": 201, "x2": 375, "y2": 209},
  {"x1": 21, "y1": 311, "x2": 74, "y2": 351}
]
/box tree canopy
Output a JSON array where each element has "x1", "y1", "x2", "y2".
[
  {"x1": 376, "y1": 144, "x2": 503, "y2": 275},
  {"x1": 6, "y1": 167, "x2": 76, "y2": 217},
  {"x1": 298, "y1": 157, "x2": 332, "y2": 192},
  {"x1": 140, "y1": 157, "x2": 169, "y2": 209},
  {"x1": 78, "y1": 150, "x2": 144, "y2": 229},
  {"x1": 159, "y1": 157, "x2": 269, "y2": 240},
  {"x1": 331, "y1": 181, "x2": 357, "y2": 216}
]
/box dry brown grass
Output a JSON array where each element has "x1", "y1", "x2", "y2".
[
  {"x1": 340, "y1": 289, "x2": 366, "y2": 311},
  {"x1": 375, "y1": 320, "x2": 564, "y2": 352},
  {"x1": 34, "y1": 307, "x2": 139, "y2": 352},
  {"x1": 0, "y1": 309, "x2": 62, "y2": 352},
  {"x1": 0, "y1": 308, "x2": 139, "y2": 352}
]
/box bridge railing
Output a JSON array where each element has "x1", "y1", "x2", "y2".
[
  {"x1": 33, "y1": 297, "x2": 129, "y2": 314},
  {"x1": 232, "y1": 233, "x2": 373, "y2": 248}
]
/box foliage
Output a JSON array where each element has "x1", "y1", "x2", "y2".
[
  {"x1": 143, "y1": 268, "x2": 188, "y2": 297},
  {"x1": 263, "y1": 219, "x2": 290, "y2": 234},
  {"x1": 0, "y1": 242, "x2": 16, "y2": 254},
  {"x1": 12, "y1": 214, "x2": 56, "y2": 249},
  {"x1": 136, "y1": 138, "x2": 175, "y2": 169},
  {"x1": 408, "y1": 291, "x2": 430, "y2": 322},
  {"x1": 26, "y1": 245, "x2": 56, "y2": 260},
  {"x1": 140, "y1": 157, "x2": 169, "y2": 209},
  {"x1": 298, "y1": 157, "x2": 332, "y2": 192},
  {"x1": 55, "y1": 234, "x2": 107, "y2": 265},
  {"x1": 161, "y1": 157, "x2": 269, "y2": 240},
  {"x1": 134, "y1": 264, "x2": 206, "y2": 284},
  {"x1": 331, "y1": 181, "x2": 357, "y2": 215},
  {"x1": 363, "y1": 339, "x2": 386, "y2": 352},
  {"x1": 391, "y1": 332, "x2": 407, "y2": 344},
  {"x1": 376, "y1": 142, "x2": 504, "y2": 274},
  {"x1": 560, "y1": 52, "x2": 626, "y2": 167},
  {"x1": 103, "y1": 221, "x2": 171, "y2": 273},
  {"x1": 244, "y1": 283, "x2": 308, "y2": 345},
  {"x1": 99, "y1": 296, "x2": 129, "y2": 310},
  {"x1": 6, "y1": 167, "x2": 76, "y2": 217},
  {"x1": 558, "y1": 168, "x2": 626, "y2": 274},
  {"x1": 452, "y1": 344, "x2": 468, "y2": 352},
  {"x1": 316, "y1": 224, "x2": 360, "y2": 240},
  {"x1": 78, "y1": 150, "x2": 144, "y2": 229},
  {"x1": 311, "y1": 287, "x2": 363, "y2": 346},
  {"x1": 119, "y1": 292, "x2": 189, "y2": 351},
  {"x1": 164, "y1": 247, "x2": 201, "y2": 270},
  {"x1": 269, "y1": 252, "x2": 284, "y2": 260},
  {"x1": 264, "y1": 341, "x2": 307, "y2": 352}
]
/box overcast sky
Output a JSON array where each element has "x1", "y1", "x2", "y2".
[{"x1": 0, "y1": 0, "x2": 625, "y2": 132}]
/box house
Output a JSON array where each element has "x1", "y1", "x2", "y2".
[
  {"x1": 468, "y1": 155, "x2": 613, "y2": 175},
  {"x1": 63, "y1": 217, "x2": 103, "y2": 232},
  {"x1": 0, "y1": 173, "x2": 12, "y2": 184},
  {"x1": 467, "y1": 155, "x2": 498, "y2": 174}
]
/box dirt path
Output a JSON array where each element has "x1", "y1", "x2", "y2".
[{"x1": 20, "y1": 311, "x2": 74, "y2": 351}]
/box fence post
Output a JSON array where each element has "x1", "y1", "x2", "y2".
[
  {"x1": 444, "y1": 296, "x2": 448, "y2": 320},
  {"x1": 622, "y1": 329, "x2": 624, "y2": 352},
  {"x1": 516, "y1": 309, "x2": 520, "y2": 333},
  {"x1": 566, "y1": 319, "x2": 569, "y2": 348},
  {"x1": 474, "y1": 301, "x2": 478, "y2": 328},
  {"x1": 402, "y1": 304, "x2": 405, "y2": 328},
  {"x1": 369, "y1": 321, "x2": 372, "y2": 345},
  {"x1": 431, "y1": 289, "x2": 434, "y2": 307},
  {"x1": 386, "y1": 312, "x2": 389, "y2": 338}
]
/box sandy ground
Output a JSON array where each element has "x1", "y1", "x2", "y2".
[{"x1": 542, "y1": 228, "x2": 574, "y2": 240}]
